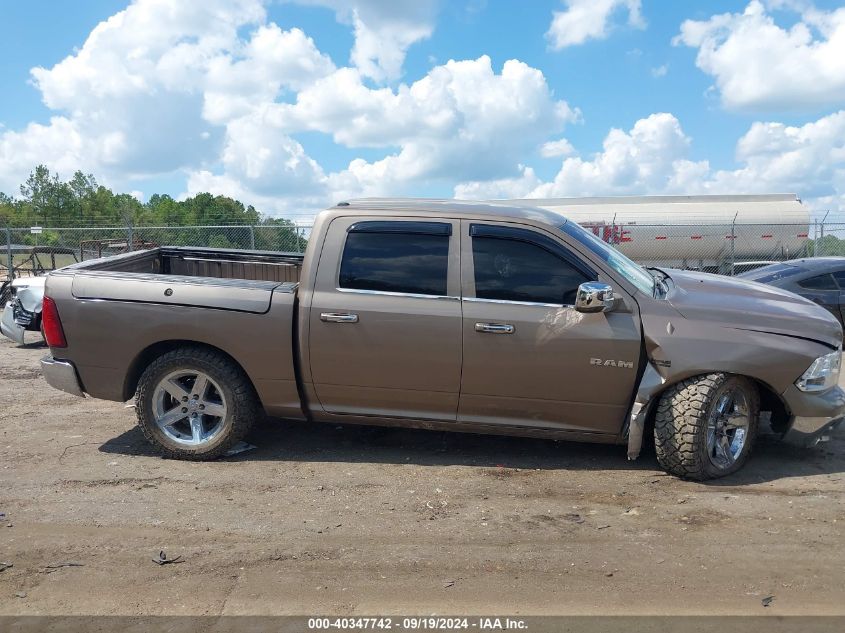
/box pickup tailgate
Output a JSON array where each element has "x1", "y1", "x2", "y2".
[{"x1": 71, "y1": 272, "x2": 286, "y2": 314}]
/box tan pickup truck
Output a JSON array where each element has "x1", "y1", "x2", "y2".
[{"x1": 39, "y1": 199, "x2": 845, "y2": 480}]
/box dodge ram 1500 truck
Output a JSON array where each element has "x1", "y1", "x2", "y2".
[{"x1": 39, "y1": 199, "x2": 845, "y2": 480}]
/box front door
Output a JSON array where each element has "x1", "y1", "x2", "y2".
[
  {"x1": 308, "y1": 217, "x2": 462, "y2": 420},
  {"x1": 458, "y1": 221, "x2": 642, "y2": 436}
]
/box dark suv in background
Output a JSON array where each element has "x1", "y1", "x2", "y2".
[{"x1": 739, "y1": 257, "x2": 845, "y2": 328}]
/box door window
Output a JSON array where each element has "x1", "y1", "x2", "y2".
[
  {"x1": 831, "y1": 270, "x2": 845, "y2": 288},
  {"x1": 798, "y1": 273, "x2": 838, "y2": 291},
  {"x1": 339, "y1": 223, "x2": 450, "y2": 296},
  {"x1": 472, "y1": 234, "x2": 590, "y2": 305}
]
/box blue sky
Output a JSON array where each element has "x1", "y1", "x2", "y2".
[{"x1": 1, "y1": 0, "x2": 845, "y2": 217}]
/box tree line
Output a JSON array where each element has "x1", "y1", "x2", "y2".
[{"x1": 0, "y1": 166, "x2": 306, "y2": 252}]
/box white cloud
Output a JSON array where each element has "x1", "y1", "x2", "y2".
[
  {"x1": 540, "y1": 138, "x2": 576, "y2": 158},
  {"x1": 3, "y1": 0, "x2": 576, "y2": 214},
  {"x1": 218, "y1": 115, "x2": 328, "y2": 196},
  {"x1": 252, "y1": 55, "x2": 578, "y2": 200},
  {"x1": 11, "y1": 0, "x2": 842, "y2": 223},
  {"x1": 455, "y1": 111, "x2": 845, "y2": 210},
  {"x1": 274, "y1": 56, "x2": 578, "y2": 147},
  {"x1": 539, "y1": 113, "x2": 695, "y2": 197},
  {"x1": 651, "y1": 64, "x2": 668, "y2": 78},
  {"x1": 455, "y1": 166, "x2": 543, "y2": 200},
  {"x1": 292, "y1": 0, "x2": 439, "y2": 82},
  {"x1": 0, "y1": 0, "x2": 272, "y2": 192},
  {"x1": 674, "y1": 0, "x2": 845, "y2": 110},
  {"x1": 203, "y1": 26, "x2": 335, "y2": 125},
  {"x1": 546, "y1": 0, "x2": 645, "y2": 50},
  {"x1": 31, "y1": 0, "x2": 267, "y2": 109},
  {"x1": 705, "y1": 111, "x2": 845, "y2": 205}
]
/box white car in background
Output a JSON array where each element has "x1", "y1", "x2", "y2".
[{"x1": 1, "y1": 276, "x2": 46, "y2": 344}]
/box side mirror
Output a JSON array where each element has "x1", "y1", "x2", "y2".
[{"x1": 575, "y1": 282, "x2": 615, "y2": 313}]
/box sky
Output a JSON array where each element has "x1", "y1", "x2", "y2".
[{"x1": 1, "y1": 0, "x2": 845, "y2": 220}]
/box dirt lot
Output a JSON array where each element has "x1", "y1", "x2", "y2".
[{"x1": 1, "y1": 335, "x2": 844, "y2": 616}]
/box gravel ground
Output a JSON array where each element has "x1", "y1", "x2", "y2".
[{"x1": 1, "y1": 334, "x2": 844, "y2": 615}]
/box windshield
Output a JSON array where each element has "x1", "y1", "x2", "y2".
[{"x1": 560, "y1": 221, "x2": 656, "y2": 295}]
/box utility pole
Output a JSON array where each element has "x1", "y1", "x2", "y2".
[
  {"x1": 820, "y1": 210, "x2": 830, "y2": 257},
  {"x1": 5, "y1": 226, "x2": 13, "y2": 282},
  {"x1": 730, "y1": 211, "x2": 738, "y2": 276}
]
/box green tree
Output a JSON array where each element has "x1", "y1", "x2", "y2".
[{"x1": 2, "y1": 165, "x2": 309, "y2": 253}]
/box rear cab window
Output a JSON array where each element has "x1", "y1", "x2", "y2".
[{"x1": 339, "y1": 221, "x2": 451, "y2": 296}]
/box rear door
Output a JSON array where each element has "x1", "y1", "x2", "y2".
[
  {"x1": 458, "y1": 221, "x2": 642, "y2": 436},
  {"x1": 308, "y1": 217, "x2": 463, "y2": 420}
]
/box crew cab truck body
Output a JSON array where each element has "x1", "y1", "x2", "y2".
[{"x1": 40, "y1": 199, "x2": 845, "y2": 480}]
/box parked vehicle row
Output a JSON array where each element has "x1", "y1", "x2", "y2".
[{"x1": 33, "y1": 199, "x2": 844, "y2": 480}]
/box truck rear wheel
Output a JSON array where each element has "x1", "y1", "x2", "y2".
[
  {"x1": 135, "y1": 346, "x2": 258, "y2": 460},
  {"x1": 654, "y1": 373, "x2": 759, "y2": 480}
]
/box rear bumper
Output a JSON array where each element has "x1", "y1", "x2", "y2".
[
  {"x1": 781, "y1": 384, "x2": 845, "y2": 447},
  {"x1": 40, "y1": 356, "x2": 86, "y2": 398}
]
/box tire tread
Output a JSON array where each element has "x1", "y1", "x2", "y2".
[
  {"x1": 654, "y1": 373, "x2": 758, "y2": 480},
  {"x1": 135, "y1": 346, "x2": 258, "y2": 460}
]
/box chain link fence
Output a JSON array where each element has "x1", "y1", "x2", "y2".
[
  {"x1": 3, "y1": 220, "x2": 845, "y2": 284},
  {"x1": 1, "y1": 224, "x2": 310, "y2": 283}
]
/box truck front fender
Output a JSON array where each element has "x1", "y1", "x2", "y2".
[{"x1": 626, "y1": 362, "x2": 666, "y2": 460}]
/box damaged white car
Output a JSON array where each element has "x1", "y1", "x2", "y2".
[{"x1": 1, "y1": 276, "x2": 46, "y2": 344}]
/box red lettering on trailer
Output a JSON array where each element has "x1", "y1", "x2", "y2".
[
  {"x1": 725, "y1": 235, "x2": 735, "y2": 239},
  {"x1": 690, "y1": 235, "x2": 703, "y2": 240},
  {"x1": 797, "y1": 233, "x2": 808, "y2": 238},
  {"x1": 655, "y1": 236, "x2": 667, "y2": 240},
  {"x1": 761, "y1": 234, "x2": 773, "y2": 239},
  {"x1": 581, "y1": 222, "x2": 630, "y2": 245}
]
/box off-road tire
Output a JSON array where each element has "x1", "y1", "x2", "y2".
[
  {"x1": 135, "y1": 346, "x2": 258, "y2": 460},
  {"x1": 654, "y1": 373, "x2": 759, "y2": 480}
]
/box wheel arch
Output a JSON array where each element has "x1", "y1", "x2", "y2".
[
  {"x1": 628, "y1": 367, "x2": 790, "y2": 458},
  {"x1": 123, "y1": 340, "x2": 257, "y2": 403}
]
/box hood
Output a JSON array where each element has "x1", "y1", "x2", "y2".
[{"x1": 664, "y1": 268, "x2": 842, "y2": 348}]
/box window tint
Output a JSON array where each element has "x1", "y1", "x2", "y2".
[
  {"x1": 339, "y1": 231, "x2": 449, "y2": 296},
  {"x1": 472, "y1": 236, "x2": 590, "y2": 305},
  {"x1": 832, "y1": 270, "x2": 845, "y2": 288},
  {"x1": 798, "y1": 273, "x2": 838, "y2": 291}
]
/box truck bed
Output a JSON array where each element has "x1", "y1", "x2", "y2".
[
  {"x1": 70, "y1": 246, "x2": 303, "y2": 283},
  {"x1": 47, "y1": 245, "x2": 305, "y2": 419},
  {"x1": 61, "y1": 247, "x2": 303, "y2": 314}
]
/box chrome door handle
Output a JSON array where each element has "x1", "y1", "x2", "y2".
[
  {"x1": 321, "y1": 312, "x2": 359, "y2": 323},
  {"x1": 475, "y1": 322, "x2": 514, "y2": 334}
]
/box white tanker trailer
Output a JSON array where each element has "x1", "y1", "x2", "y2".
[{"x1": 501, "y1": 194, "x2": 810, "y2": 273}]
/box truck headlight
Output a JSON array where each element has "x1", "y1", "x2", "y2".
[{"x1": 796, "y1": 350, "x2": 841, "y2": 392}]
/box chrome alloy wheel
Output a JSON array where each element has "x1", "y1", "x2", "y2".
[
  {"x1": 152, "y1": 370, "x2": 228, "y2": 446},
  {"x1": 706, "y1": 388, "x2": 750, "y2": 470}
]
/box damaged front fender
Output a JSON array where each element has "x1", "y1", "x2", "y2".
[{"x1": 625, "y1": 362, "x2": 666, "y2": 460}]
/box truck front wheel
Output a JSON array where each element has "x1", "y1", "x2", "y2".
[
  {"x1": 654, "y1": 374, "x2": 759, "y2": 480},
  {"x1": 135, "y1": 346, "x2": 258, "y2": 460}
]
